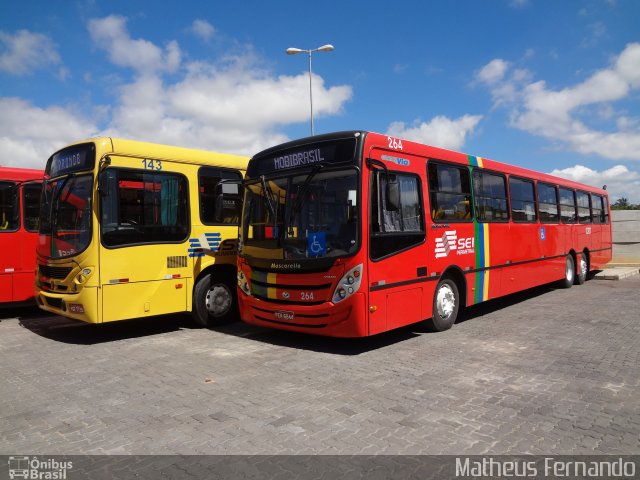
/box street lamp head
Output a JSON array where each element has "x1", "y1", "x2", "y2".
[
  {"x1": 286, "y1": 47, "x2": 304, "y2": 55},
  {"x1": 316, "y1": 44, "x2": 334, "y2": 52}
]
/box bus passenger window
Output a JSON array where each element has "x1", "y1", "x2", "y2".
[
  {"x1": 100, "y1": 168, "x2": 189, "y2": 247},
  {"x1": 473, "y1": 170, "x2": 509, "y2": 222},
  {"x1": 0, "y1": 182, "x2": 19, "y2": 231},
  {"x1": 427, "y1": 163, "x2": 472, "y2": 222},
  {"x1": 537, "y1": 183, "x2": 559, "y2": 223},
  {"x1": 576, "y1": 191, "x2": 592, "y2": 224},
  {"x1": 199, "y1": 167, "x2": 242, "y2": 225},
  {"x1": 559, "y1": 187, "x2": 577, "y2": 223},
  {"x1": 591, "y1": 194, "x2": 604, "y2": 224},
  {"x1": 23, "y1": 183, "x2": 42, "y2": 232},
  {"x1": 509, "y1": 177, "x2": 536, "y2": 223}
]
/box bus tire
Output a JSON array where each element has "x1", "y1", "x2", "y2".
[
  {"x1": 575, "y1": 252, "x2": 588, "y2": 285},
  {"x1": 428, "y1": 278, "x2": 459, "y2": 332},
  {"x1": 193, "y1": 273, "x2": 238, "y2": 327},
  {"x1": 560, "y1": 254, "x2": 575, "y2": 289}
]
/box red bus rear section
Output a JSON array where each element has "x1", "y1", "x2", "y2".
[
  {"x1": 0, "y1": 167, "x2": 43, "y2": 304},
  {"x1": 237, "y1": 131, "x2": 612, "y2": 337}
]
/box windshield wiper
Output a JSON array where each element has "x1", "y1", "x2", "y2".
[
  {"x1": 286, "y1": 165, "x2": 324, "y2": 235},
  {"x1": 260, "y1": 175, "x2": 278, "y2": 225}
]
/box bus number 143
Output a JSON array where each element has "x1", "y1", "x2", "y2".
[{"x1": 142, "y1": 159, "x2": 163, "y2": 171}]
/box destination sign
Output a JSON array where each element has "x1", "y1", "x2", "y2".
[
  {"x1": 248, "y1": 137, "x2": 358, "y2": 177},
  {"x1": 273, "y1": 148, "x2": 324, "y2": 170},
  {"x1": 47, "y1": 143, "x2": 96, "y2": 177}
]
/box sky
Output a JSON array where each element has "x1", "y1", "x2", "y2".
[{"x1": 1, "y1": 0, "x2": 639, "y2": 202}]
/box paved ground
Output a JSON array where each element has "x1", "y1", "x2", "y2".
[{"x1": 1, "y1": 276, "x2": 639, "y2": 456}]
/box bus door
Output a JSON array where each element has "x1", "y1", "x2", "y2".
[
  {"x1": 366, "y1": 150, "x2": 428, "y2": 334},
  {"x1": 98, "y1": 164, "x2": 191, "y2": 322},
  {"x1": 0, "y1": 180, "x2": 19, "y2": 302},
  {"x1": 15, "y1": 181, "x2": 42, "y2": 302}
]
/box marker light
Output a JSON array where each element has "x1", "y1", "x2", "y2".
[{"x1": 332, "y1": 264, "x2": 363, "y2": 303}]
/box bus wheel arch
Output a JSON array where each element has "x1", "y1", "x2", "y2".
[
  {"x1": 427, "y1": 267, "x2": 466, "y2": 332},
  {"x1": 575, "y1": 249, "x2": 590, "y2": 285},
  {"x1": 192, "y1": 265, "x2": 238, "y2": 327}
]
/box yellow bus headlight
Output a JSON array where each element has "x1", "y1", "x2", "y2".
[{"x1": 74, "y1": 267, "x2": 94, "y2": 285}]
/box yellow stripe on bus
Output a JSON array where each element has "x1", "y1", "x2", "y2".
[{"x1": 483, "y1": 223, "x2": 491, "y2": 301}]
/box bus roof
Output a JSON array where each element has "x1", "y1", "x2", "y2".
[
  {"x1": 54, "y1": 137, "x2": 249, "y2": 172},
  {"x1": 251, "y1": 130, "x2": 608, "y2": 196},
  {"x1": 0, "y1": 166, "x2": 44, "y2": 182}
]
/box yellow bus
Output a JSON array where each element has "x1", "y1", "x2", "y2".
[{"x1": 35, "y1": 137, "x2": 248, "y2": 326}]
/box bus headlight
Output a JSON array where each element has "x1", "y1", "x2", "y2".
[
  {"x1": 237, "y1": 270, "x2": 250, "y2": 295},
  {"x1": 332, "y1": 264, "x2": 362, "y2": 303},
  {"x1": 74, "y1": 267, "x2": 94, "y2": 285}
]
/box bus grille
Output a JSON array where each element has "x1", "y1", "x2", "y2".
[{"x1": 38, "y1": 265, "x2": 73, "y2": 280}]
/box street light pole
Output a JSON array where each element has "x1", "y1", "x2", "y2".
[{"x1": 286, "y1": 44, "x2": 334, "y2": 136}]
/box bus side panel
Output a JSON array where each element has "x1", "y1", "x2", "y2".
[
  {"x1": 12, "y1": 273, "x2": 35, "y2": 302},
  {"x1": 102, "y1": 280, "x2": 187, "y2": 322},
  {"x1": 0, "y1": 274, "x2": 12, "y2": 303},
  {"x1": 500, "y1": 223, "x2": 541, "y2": 296}
]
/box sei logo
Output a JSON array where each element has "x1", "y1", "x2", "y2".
[{"x1": 435, "y1": 231, "x2": 475, "y2": 258}]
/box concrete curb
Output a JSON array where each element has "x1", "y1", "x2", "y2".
[{"x1": 593, "y1": 267, "x2": 640, "y2": 280}]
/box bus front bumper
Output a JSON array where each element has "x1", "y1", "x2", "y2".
[
  {"x1": 36, "y1": 287, "x2": 99, "y2": 324},
  {"x1": 238, "y1": 291, "x2": 368, "y2": 337}
]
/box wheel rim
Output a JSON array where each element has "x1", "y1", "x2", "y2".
[
  {"x1": 436, "y1": 284, "x2": 456, "y2": 320},
  {"x1": 580, "y1": 256, "x2": 588, "y2": 278},
  {"x1": 566, "y1": 257, "x2": 574, "y2": 282},
  {"x1": 205, "y1": 284, "x2": 232, "y2": 317}
]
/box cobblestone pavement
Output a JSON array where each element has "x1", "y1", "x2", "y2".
[{"x1": 1, "y1": 277, "x2": 639, "y2": 455}]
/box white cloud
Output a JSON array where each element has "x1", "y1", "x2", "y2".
[
  {"x1": 102, "y1": 61, "x2": 351, "y2": 155},
  {"x1": 0, "y1": 15, "x2": 353, "y2": 164},
  {"x1": 88, "y1": 15, "x2": 181, "y2": 74},
  {"x1": 0, "y1": 29, "x2": 60, "y2": 75},
  {"x1": 549, "y1": 164, "x2": 640, "y2": 203},
  {"x1": 386, "y1": 115, "x2": 483, "y2": 151},
  {"x1": 85, "y1": 15, "x2": 352, "y2": 155},
  {"x1": 0, "y1": 98, "x2": 98, "y2": 168},
  {"x1": 478, "y1": 43, "x2": 640, "y2": 160},
  {"x1": 478, "y1": 59, "x2": 509, "y2": 85},
  {"x1": 191, "y1": 20, "x2": 215, "y2": 42}
]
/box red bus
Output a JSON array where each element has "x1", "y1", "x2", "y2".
[
  {"x1": 236, "y1": 131, "x2": 612, "y2": 337},
  {"x1": 0, "y1": 167, "x2": 43, "y2": 304}
]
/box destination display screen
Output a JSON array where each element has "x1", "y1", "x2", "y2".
[
  {"x1": 47, "y1": 143, "x2": 96, "y2": 177},
  {"x1": 247, "y1": 137, "x2": 358, "y2": 177}
]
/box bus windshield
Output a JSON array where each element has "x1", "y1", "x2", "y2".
[
  {"x1": 38, "y1": 174, "x2": 93, "y2": 259},
  {"x1": 241, "y1": 168, "x2": 359, "y2": 260}
]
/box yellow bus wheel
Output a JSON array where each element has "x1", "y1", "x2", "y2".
[{"x1": 193, "y1": 273, "x2": 238, "y2": 327}]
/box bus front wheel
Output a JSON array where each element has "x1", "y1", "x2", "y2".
[
  {"x1": 428, "y1": 278, "x2": 459, "y2": 332},
  {"x1": 193, "y1": 273, "x2": 238, "y2": 327}
]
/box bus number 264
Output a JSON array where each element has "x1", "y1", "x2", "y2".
[{"x1": 387, "y1": 137, "x2": 403, "y2": 150}]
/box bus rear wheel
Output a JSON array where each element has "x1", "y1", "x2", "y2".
[
  {"x1": 427, "y1": 278, "x2": 459, "y2": 332},
  {"x1": 193, "y1": 273, "x2": 238, "y2": 327},
  {"x1": 575, "y1": 252, "x2": 588, "y2": 285},
  {"x1": 560, "y1": 254, "x2": 575, "y2": 289}
]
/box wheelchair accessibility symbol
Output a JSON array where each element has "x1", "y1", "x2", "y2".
[{"x1": 307, "y1": 232, "x2": 326, "y2": 257}]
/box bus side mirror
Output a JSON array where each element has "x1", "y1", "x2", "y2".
[
  {"x1": 214, "y1": 182, "x2": 240, "y2": 223},
  {"x1": 386, "y1": 180, "x2": 400, "y2": 212}
]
